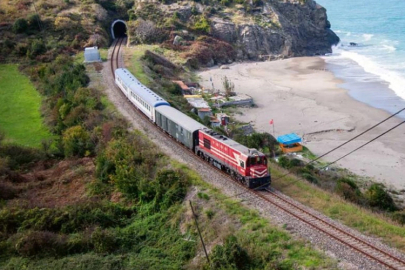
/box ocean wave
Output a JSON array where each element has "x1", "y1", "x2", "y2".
[
  {"x1": 363, "y1": 34, "x2": 374, "y2": 41},
  {"x1": 333, "y1": 48, "x2": 405, "y2": 99},
  {"x1": 381, "y1": 44, "x2": 396, "y2": 52}
]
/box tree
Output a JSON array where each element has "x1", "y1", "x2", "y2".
[{"x1": 222, "y1": 76, "x2": 234, "y2": 98}]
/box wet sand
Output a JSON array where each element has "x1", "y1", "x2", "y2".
[{"x1": 198, "y1": 57, "x2": 405, "y2": 189}]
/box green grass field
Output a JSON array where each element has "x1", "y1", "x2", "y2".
[{"x1": 0, "y1": 64, "x2": 52, "y2": 147}]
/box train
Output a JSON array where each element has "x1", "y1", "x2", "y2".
[{"x1": 115, "y1": 68, "x2": 271, "y2": 189}]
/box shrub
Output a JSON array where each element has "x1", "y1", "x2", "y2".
[
  {"x1": 302, "y1": 172, "x2": 318, "y2": 184},
  {"x1": 167, "y1": 83, "x2": 182, "y2": 95},
  {"x1": 28, "y1": 14, "x2": 41, "y2": 31},
  {"x1": 335, "y1": 178, "x2": 363, "y2": 204},
  {"x1": 206, "y1": 209, "x2": 215, "y2": 219},
  {"x1": 28, "y1": 39, "x2": 46, "y2": 58},
  {"x1": 197, "y1": 192, "x2": 210, "y2": 200},
  {"x1": 0, "y1": 182, "x2": 17, "y2": 200},
  {"x1": 12, "y1": 18, "x2": 28, "y2": 34},
  {"x1": 289, "y1": 158, "x2": 304, "y2": 167},
  {"x1": 278, "y1": 156, "x2": 290, "y2": 169},
  {"x1": 91, "y1": 227, "x2": 117, "y2": 253},
  {"x1": 392, "y1": 211, "x2": 405, "y2": 225},
  {"x1": 193, "y1": 16, "x2": 211, "y2": 34},
  {"x1": 208, "y1": 235, "x2": 250, "y2": 270},
  {"x1": 0, "y1": 144, "x2": 42, "y2": 169},
  {"x1": 14, "y1": 231, "x2": 67, "y2": 257},
  {"x1": 365, "y1": 184, "x2": 397, "y2": 211},
  {"x1": 62, "y1": 125, "x2": 92, "y2": 157}
]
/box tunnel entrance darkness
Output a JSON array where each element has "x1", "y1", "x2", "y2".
[{"x1": 111, "y1": 20, "x2": 127, "y2": 39}]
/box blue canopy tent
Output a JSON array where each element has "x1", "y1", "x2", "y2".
[{"x1": 277, "y1": 133, "x2": 302, "y2": 153}]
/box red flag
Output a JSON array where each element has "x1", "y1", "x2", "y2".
[{"x1": 269, "y1": 119, "x2": 274, "y2": 125}]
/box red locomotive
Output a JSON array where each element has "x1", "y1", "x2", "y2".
[{"x1": 195, "y1": 128, "x2": 270, "y2": 189}]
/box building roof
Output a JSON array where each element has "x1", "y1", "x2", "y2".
[
  {"x1": 115, "y1": 68, "x2": 170, "y2": 108},
  {"x1": 277, "y1": 133, "x2": 302, "y2": 144},
  {"x1": 155, "y1": 106, "x2": 207, "y2": 132},
  {"x1": 84, "y1": 46, "x2": 101, "y2": 63},
  {"x1": 172, "y1": 80, "x2": 189, "y2": 90},
  {"x1": 186, "y1": 97, "x2": 210, "y2": 108}
]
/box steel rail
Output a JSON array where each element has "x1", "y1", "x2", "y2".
[
  {"x1": 107, "y1": 42, "x2": 405, "y2": 270},
  {"x1": 261, "y1": 189, "x2": 405, "y2": 270},
  {"x1": 110, "y1": 37, "x2": 125, "y2": 79}
]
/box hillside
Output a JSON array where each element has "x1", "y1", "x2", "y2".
[{"x1": 0, "y1": 0, "x2": 338, "y2": 66}]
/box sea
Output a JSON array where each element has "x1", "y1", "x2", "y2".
[{"x1": 316, "y1": 0, "x2": 405, "y2": 119}]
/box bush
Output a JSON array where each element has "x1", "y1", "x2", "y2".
[
  {"x1": 28, "y1": 39, "x2": 46, "y2": 58},
  {"x1": 365, "y1": 184, "x2": 397, "y2": 211},
  {"x1": 208, "y1": 235, "x2": 250, "y2": 270},
  {"x1": 0, "y1": 182, "x2": 17, "y2": 200},
  {"x1": 302, "y1": 173, "x2": 318, "y2": 184},
  {"x1": 14, "y1": 231, "x2": 67, "y2": 257},
  {"x1": 91, "y1": 227, "x2": 117, "y2": 253},
  {"x1": 335, "y1": 178, "x2": 363, "y2": 203},
  {"x1": 278, "y1": 156, "x2": 290, "y2": 169},
  {"x1": 28, "y1": 14, "x2": 41, "y2": 31},
  {"x1": 12, "y1": 18, "x2": 28, "y2": 34},
  {"x1": 193, "y1": 16, "x2": 211, "y2": 34},
  {"x1": 0, "y1": 144, "x2": 43, "y2": 169},
  {"x1": 392, "y1": 211, "x2": 405, "y2": 225},
  {"x1": 62, "y1": 125, "x2": 92, "y2": 157}
]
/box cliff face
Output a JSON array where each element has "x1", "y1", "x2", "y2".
[
  {"x1": 133, "y1": 0, "x2": 339, "y2": 64},
  {"x1": 210, "y1": 0, "x2": 339, "y2": 60}
]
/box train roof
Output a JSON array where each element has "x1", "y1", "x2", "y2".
[
  {"x1": 115, "y1": 68, "x2": 170, "y2": 107},
  {"x1": 155, "y1": 106, "x2": 207, "y2": 132},
  {"x1": 200, "y1": 128, "x2": 264, "y2": 157}
]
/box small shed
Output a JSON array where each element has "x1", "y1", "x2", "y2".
[
  {"x1": 198, "y1": 108, "x2": 212, "y2": 120},
  {"x1": 84, "y1": 46, "x2": 101, "y2": 63},
  {"x1": 216, "y1": 113, "x2": 229, "y2": 126},
  {"x1": 277, "y1": 133, "x2": 303, "y2": 153}
]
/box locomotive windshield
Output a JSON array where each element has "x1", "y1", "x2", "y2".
[{"x1": 247, "y1": 156, "x2": 267, "y2": 166}]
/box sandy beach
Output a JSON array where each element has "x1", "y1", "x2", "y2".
[{"x1": 198, "y1": 57, "x2": 405, "y2": 189}]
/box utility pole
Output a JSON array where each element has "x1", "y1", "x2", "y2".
[{"x1": 189, "y1": 200, "x2": 210, "y2": 264}]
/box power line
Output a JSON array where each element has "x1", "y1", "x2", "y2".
[
  {"x1": 321, "y1": 120, "x2": 405, "y2": 169},
  {"x1": 219, "y1": 107, "x2": 405, "y2": 201}
]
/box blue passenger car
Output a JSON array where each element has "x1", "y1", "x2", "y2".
[{"x1": 115, "y1": 68, "x2": 170, "y2": 121}]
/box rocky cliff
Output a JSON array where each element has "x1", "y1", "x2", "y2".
[
  {"x1": 211, "y1": 1, "x2": 339, "y2": 60},
  {"x1": 132, "y1": 0, "x2": 339, "y2": 65}
]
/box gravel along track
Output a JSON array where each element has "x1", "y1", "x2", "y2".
[{"x1": 101, "y1": 42, "x2": 405, "y2": 270}]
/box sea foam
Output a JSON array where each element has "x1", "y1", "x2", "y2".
[{"x1": 331, "y1": 46, "x2": 405, "y2": 100}]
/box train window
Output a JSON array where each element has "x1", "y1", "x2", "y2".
[
  {"x1": 239, "y1": 161, "x2": 245, "y2": 168},
  {"x1": 203, "y1": 138, "x2": 211, "y2": 149}
]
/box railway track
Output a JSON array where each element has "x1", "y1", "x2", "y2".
[
  {"x1": 108, "y1": 42, "x2": 405, "y2": 270},
  {"x1": 110, "y1": 37, "x2": 125, "y2": 78},
  {"x1": 259, "y1": 189, "x2": 405, "y2": 270}
]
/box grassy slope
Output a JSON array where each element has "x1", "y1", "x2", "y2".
[
  {"x1": 271, "y1": 163, "x2": 405, "y2": 251},
  {"x1": 0, "y1": 64, "x2": 53, "y2": 147}
]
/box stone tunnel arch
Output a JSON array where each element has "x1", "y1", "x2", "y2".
[{"x1": 111, "y1": 20, "x2": 127, "y2": 39}]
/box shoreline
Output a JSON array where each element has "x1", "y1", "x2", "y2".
[{"x1": 198, "y1": 57, "x2": 405, "y2": 189}]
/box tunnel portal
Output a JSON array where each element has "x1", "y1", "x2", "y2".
[{"x1": 111, "y1": 20, "x2": 127, "y2": 39}]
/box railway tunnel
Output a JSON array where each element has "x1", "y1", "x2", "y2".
[{"x1": 111, "y1": 20, "x2": 127, "y2": 39}]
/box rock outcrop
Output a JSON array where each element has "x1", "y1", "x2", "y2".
[
  {"x1": 134, "y1": 0, "x2": 339, "y2": 65},
  {"x1": 210, "y1": 0, "x2": 339, "y2": 60}
]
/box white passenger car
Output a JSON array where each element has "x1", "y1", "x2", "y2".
[{"x1": 115, "y1": 68, "x2": 170, "y2": 121}]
